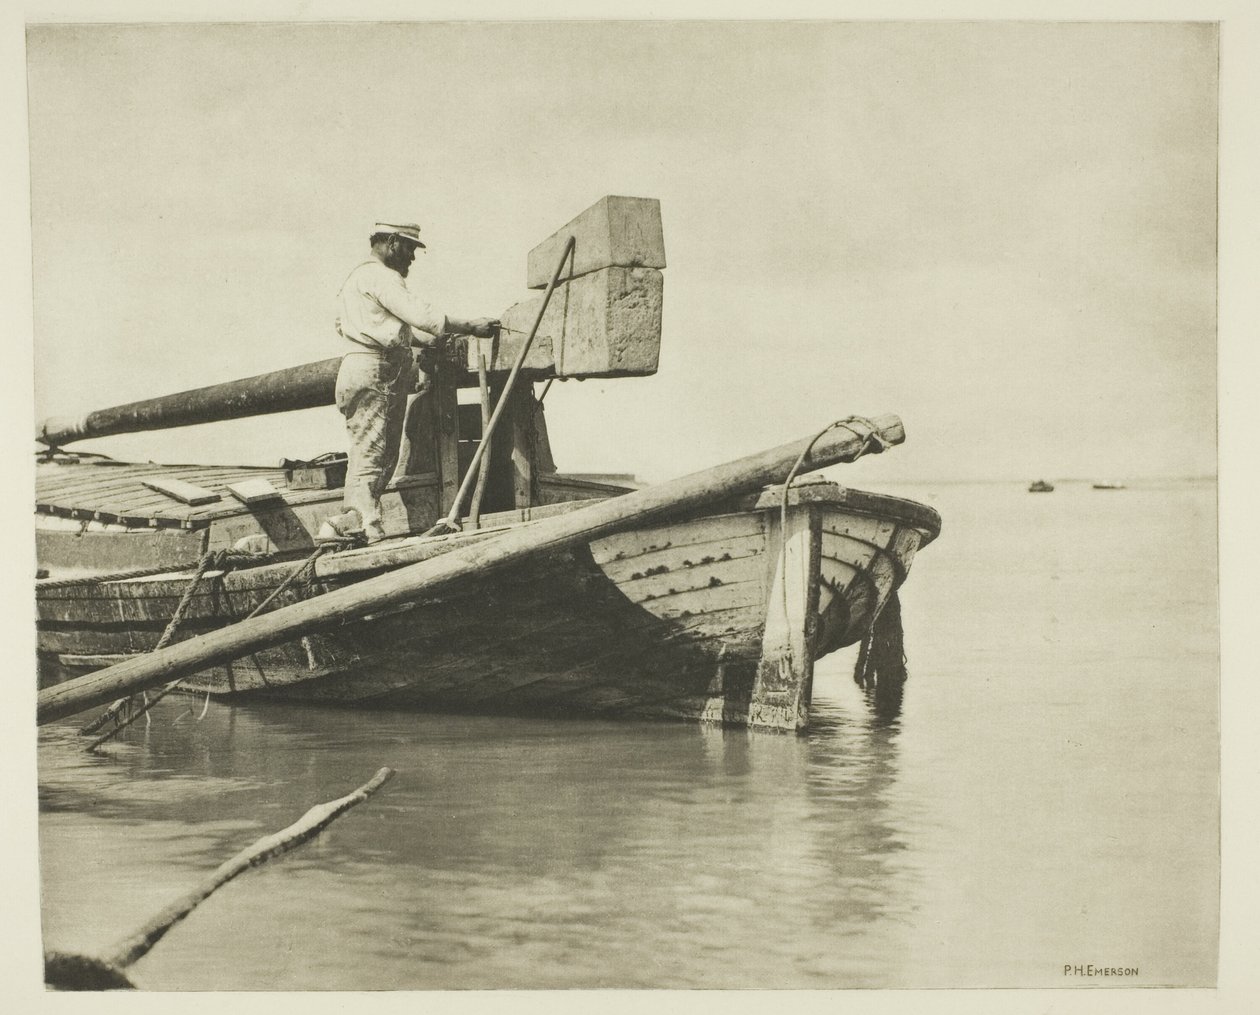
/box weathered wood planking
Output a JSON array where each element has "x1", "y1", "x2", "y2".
[
  {"x1": 591, "y1": 511, "x2": 765, "y2": 564},
  {"x1": 611, "y1": 552, "x2": 763, "y2": 604},
  {"x1": 39, "y1": 461, "x2": 291, "y2": 524},
  {"x1": 630, "y1": 579, "x2": 765, "y2": 619},
  {"x1": 592, "y1": 531, "x2": 765, "y2": 583},
  {"x1": 820, "y1": 513, "x2": 899, "y2": 547},
  {"x1": 36, "y1": 528, "x2": 207, "y2": 575},
  {"x1": 820, "y1": 535, "x2": 900, "y2": 603}
]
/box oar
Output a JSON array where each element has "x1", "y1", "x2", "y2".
[
  {"x1": 37, "y1": 414, "x2": 904, "y2": 725},
  {"x1": 44, "y1": 767, "x2": 395, "y2": 990}
]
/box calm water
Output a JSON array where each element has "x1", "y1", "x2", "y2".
[{"x1": 37, "y1": 480, "x2": 1219, "y2": 990}]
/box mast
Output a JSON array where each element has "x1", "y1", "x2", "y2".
[{"x1": 36, "y1": 358, "x2": 342, "y2": 447}]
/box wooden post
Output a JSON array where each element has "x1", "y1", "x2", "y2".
[
  {"x1": 750, "y1": 506, "x2": 822, "y2": 731},
  {"x1": 468, "y1": 353, "x2": 493, "y2": 528},
  {"x1": 434, "y1": 366, "x2": 460, "y2": 516},
  {"x1": 510, "y1": 387, "x2": 536, "y2": 509},
  {"x1": 37, "y1": 414, "x2": 905, "y2": 725}
]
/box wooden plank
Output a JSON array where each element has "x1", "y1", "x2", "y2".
[
  {"x1": 592, "y1": 531, "x2": 764, "y2": 583},
  {"x1": 590, "y1": 512, "x2": 765, "y2": 565},
  {"x1": 607, "y1": 550, "x2": 764, "y2": 602},
  {"x1": 35, "y1": 527, "x2": 207, "y2": 575},
  {"x1": 821, "y1": 535, "x2": 898, "y2": 601},
  {"x1": 526, "y1": 195, "x2": 665, "y2": 289},
  {"x1": 141, "y1": 477, "x2": 221, "y2": 506},
  {"x1": 820, "y1": 513, "x2": 897, "y2": 547},
  {"x1": 634, "y1": 580, "x2": 765, "y2": 619},
  {"x1": 227, "y1": 478, "x2": 283, "y2": 505}
]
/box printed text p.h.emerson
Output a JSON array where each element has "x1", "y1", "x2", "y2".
[{"x1": 1064, "y1": 964, "x2": 1139, "y2": 977}]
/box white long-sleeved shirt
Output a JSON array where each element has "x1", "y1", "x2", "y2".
[{"x1": 335, "y1": 259, "x2": 447, "y2": 352}]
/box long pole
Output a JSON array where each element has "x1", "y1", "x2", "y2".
[
  {"x1": 36, "y1": 358, "x2": 343, "y2": 447},
  {"x1": 37, "y1": 413, "x2": 904, "y2": 725}
]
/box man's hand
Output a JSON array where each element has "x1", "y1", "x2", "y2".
[{"x1": 466, "y1": 317, "x2": 500, "y2": 339}]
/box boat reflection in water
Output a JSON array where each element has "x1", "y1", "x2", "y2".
[{"x1": 38, "y1": 661, "x2": 918, "y2": 989}]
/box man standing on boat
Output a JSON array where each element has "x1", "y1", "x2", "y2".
[{"x1": 325, "y1": 223, "x2": 498, "y2": 544}]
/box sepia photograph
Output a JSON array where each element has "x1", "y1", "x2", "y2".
[{"x1": 6, "y1": 3, "x2": 1255, "y2": 1009}]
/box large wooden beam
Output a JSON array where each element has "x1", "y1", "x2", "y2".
[
  {"x1": 472, "y1": 266, "x2": 662, "y2": 378},
  {"x1": 526, "y1": 196, "x2": 665, "y2": 289}
]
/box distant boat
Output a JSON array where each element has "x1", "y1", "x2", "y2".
[
  {"x1": 1028, "y1": 480, "x2": 1054, "y2": 493},
  {"x1": 1092, "y1": 482, "x2": 1126, "y2": 490}
]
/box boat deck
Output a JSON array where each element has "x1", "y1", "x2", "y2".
[{"x1": 35, "y1": 458, "x2": 301, "y2": 530}]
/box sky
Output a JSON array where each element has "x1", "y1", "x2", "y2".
[{"x1": 22, "y1": 17, "x2": 1220, "y2": 484}]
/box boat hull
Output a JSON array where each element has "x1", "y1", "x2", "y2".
[{"x1": 37, "y1": 484, "x2": 938, "y2": 731}]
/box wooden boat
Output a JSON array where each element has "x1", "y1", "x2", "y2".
[
  {"x1": 37, "y1": 460, "x2": 937, "y2": 730},
  {"x1": 35, "y1": 197, "x2": 940, "y2": 732},
  {"x1": 1028, "y1": 479, "x2": 1054, "y2": 493}
]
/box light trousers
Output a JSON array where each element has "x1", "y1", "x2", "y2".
[{"x1": 335, "y1": 349, "x2": 414, "y2": 529}]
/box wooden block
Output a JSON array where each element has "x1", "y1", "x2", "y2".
[
  {"x1": 226, "y1": 478, "x2": 283, "y2": 505},
  {"x1": 475, "y1": 266, "x2": 662, "y2": 378},
  {"x1": 527, "y1": 196, "x2": 665, "y2": 289},
  {"x1": 284, "y1": 459, "x2": 347, "y2": 490},
  {"x1": 141, "y1": 477, "x2": 221, "y2": 506}
]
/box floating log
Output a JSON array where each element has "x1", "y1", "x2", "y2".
[
  {"x1": 37, "y1": 414, "x2": 905, "y2": 725},
  {"x1": 44, "y1": 767, "x2": 395, "y2": 990}
]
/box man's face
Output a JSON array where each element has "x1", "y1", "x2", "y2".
[{"x1": 384, "y1": 237, "x2": 420, "y2": 277}]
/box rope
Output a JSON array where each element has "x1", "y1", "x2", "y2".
[
  {"x1": 82, "y1": 549, "x2": 330, "y2": 745},
  {"x1": 38, "y1": 552, "x2": 271, "y2": 592},
  {"x1": 85, "y1": 552, "x2": 231, "y2": 749},
  {"x1": 83, "y1": 546, "x2": 327, "y2": 750},
  {"x1": 241, "y1": 545, "x2": 331, "y2": 621}
]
